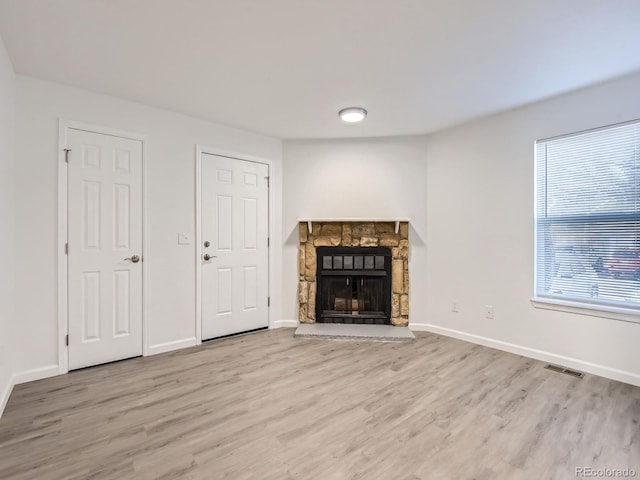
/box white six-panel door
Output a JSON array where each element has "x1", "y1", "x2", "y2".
[
  {"x1": 67, "y1": 128, "x2": 144, "y2": 370},
  {"x1": 201, "y1": 153, "x2": 269, "y2": 340}
]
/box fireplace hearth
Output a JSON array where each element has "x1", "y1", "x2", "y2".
[{"x1": 316, "y1": 247, "x2": 392, "y2": 324}]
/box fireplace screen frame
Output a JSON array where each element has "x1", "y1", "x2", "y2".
[{"x1": 315, "y1": 246, "x2": 392, "y2": 324}]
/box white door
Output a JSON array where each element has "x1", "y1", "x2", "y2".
[
  {"x1": 67, "y1": 128, "x2": 143, "y2": 370},
  {"x1": 201, "y1": 153, "x2": 269, "y2": 340}
]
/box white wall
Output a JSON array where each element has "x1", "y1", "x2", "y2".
[
  {"x1": 12, "y1": 76, "x2": 282, "y2": 378},
  {"x1": 281, "y1": 136, "x2": 429, "y2": 323},
  {"x1": 424, "y1": 71, "x2": 640, "y2": 385},
  {"x1": 0, "y1": 34, "x2": 15, "y2": 413}
]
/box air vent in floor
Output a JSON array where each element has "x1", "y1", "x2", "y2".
[{"x1": 544, "y1": 364, "x2": 584, "y2": 378}]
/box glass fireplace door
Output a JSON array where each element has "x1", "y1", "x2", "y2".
[{"x1": 315, "y1": 247, "x2": 392, "y2": 324}]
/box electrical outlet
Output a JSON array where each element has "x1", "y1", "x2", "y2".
[
  {"x1": 178, "y1": 233, "x2": 191, "y2": 245},
  {"x1": 484, "y1": 305, "x2": 494, "y2": 319},
  {"x1": 451, "y1": 300, "x2": 459, "y2": 313}
]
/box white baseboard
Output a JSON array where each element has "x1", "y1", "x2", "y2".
[
  {"x1": 272, "y1": 320, "x2": 298, "y2": 329},
  {"x1": 2, "y1": 364, "x2": 63, "y2": 417},
  {"x1": 13, "y1": 365, "x2": 60, "y2": 385},
  {"x1": 147, "y1": 337, "x2": 197, "y2": 356},
  {"x1": 410, "y1": 322, "x2": 640, "y2": 387},
  {"x1": 0, "y1": 376, "x2": 13, "y2": 419}
]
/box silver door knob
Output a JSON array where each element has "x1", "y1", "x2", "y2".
[
  {"x1": 125, "y1": 255, "x2": 140, "y2": 263},
  {"x1": 203, "y1": 253, "x2": 216, "y2": 261}
]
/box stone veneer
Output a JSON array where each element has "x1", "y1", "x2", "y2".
[{"x1": 298, "y1": 221, "x2": 409, "y2": 326}]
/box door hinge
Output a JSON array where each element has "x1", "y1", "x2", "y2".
[
  {"x1": 65, "y1": 243, "x2": 69, "y2": 254},
  {"x1": 65, "y1": 334, "x2": 69, "y2": 346},
  {"x1": 265, "y1": 176, "x2": 270, "y2": 187},
  {"x1": 267, "y1": 237, "x2": 270, "y2": 247},
  {"x1": 267, "y1": 297, "x2": 270, "y2": 307},
  {"x1": 64, "y1": 149, "x2": 71, "y2": 163}
]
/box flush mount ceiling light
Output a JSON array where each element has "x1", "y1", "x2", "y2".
[{"x1": 339, "y1": 107, "x2": 367, "y2": 123}]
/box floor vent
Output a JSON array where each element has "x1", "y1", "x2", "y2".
[{"x1": 544, "y1": 364, "x2": 584, "y2": 378}]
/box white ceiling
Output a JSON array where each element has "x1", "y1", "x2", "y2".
[{"x1": 1, "y1": 0, "x2": 639, "y2": 139}]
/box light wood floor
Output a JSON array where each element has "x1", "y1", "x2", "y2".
[{"x1": 0, "y1": 329, "x2": 638, "y2": 480}]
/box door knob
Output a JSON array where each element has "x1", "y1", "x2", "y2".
[
  {"x1": 125, "y1": 255, "x2": 140, "y2": 263},
  {"x1": 203, "y1": 253, "x2": 217, "y2": 261}
]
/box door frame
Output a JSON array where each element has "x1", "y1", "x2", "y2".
[
  {"x1": 195, "y1": 145, "x2": 272, "y2": 343},
  {"x1": 57, "y1": 119, "x2": 149, "y2": 374}
]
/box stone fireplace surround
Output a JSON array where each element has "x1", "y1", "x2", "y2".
[{"x1": 298, "y1": 221, "x2": 410, "y2": 326}]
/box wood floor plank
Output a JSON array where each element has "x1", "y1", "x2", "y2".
[{"x1": 0, "y1": 329, "x2": 638, "y2": 479}]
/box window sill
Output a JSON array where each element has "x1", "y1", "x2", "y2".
[{"x1": 531, "y1": 297, "x2": 640, "y2": 324}]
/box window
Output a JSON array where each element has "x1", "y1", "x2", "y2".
[{"x1": 535, "y1": 120, "x2": 640, "y2": 315}]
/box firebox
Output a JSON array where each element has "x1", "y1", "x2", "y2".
[{"x1": 315, "y1": 247, "x2": 392, "y2": 324}]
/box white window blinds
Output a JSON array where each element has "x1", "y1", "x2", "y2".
[{"x1": 535, "y1": 120, "x2": 640, "y2": 313}]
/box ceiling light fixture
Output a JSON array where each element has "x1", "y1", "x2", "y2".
[{"x1": 339, "y1": 107, "x2": 367, "y2": 123}]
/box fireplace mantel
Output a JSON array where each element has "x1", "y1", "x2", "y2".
[{"x1": 298, "y1": 218, "x2": 411, "y2": 234}]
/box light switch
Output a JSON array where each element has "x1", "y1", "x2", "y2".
[{"x1": 178, "y1": 233, "x2": 191, "y2": 245}]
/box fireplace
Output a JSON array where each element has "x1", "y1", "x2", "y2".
[
  {"x1": 316, "y1": 247, "x2": 392, "y2": 324},
  {"x1": 297, "y1": 221, "x2": 410, "y2": 326}
]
